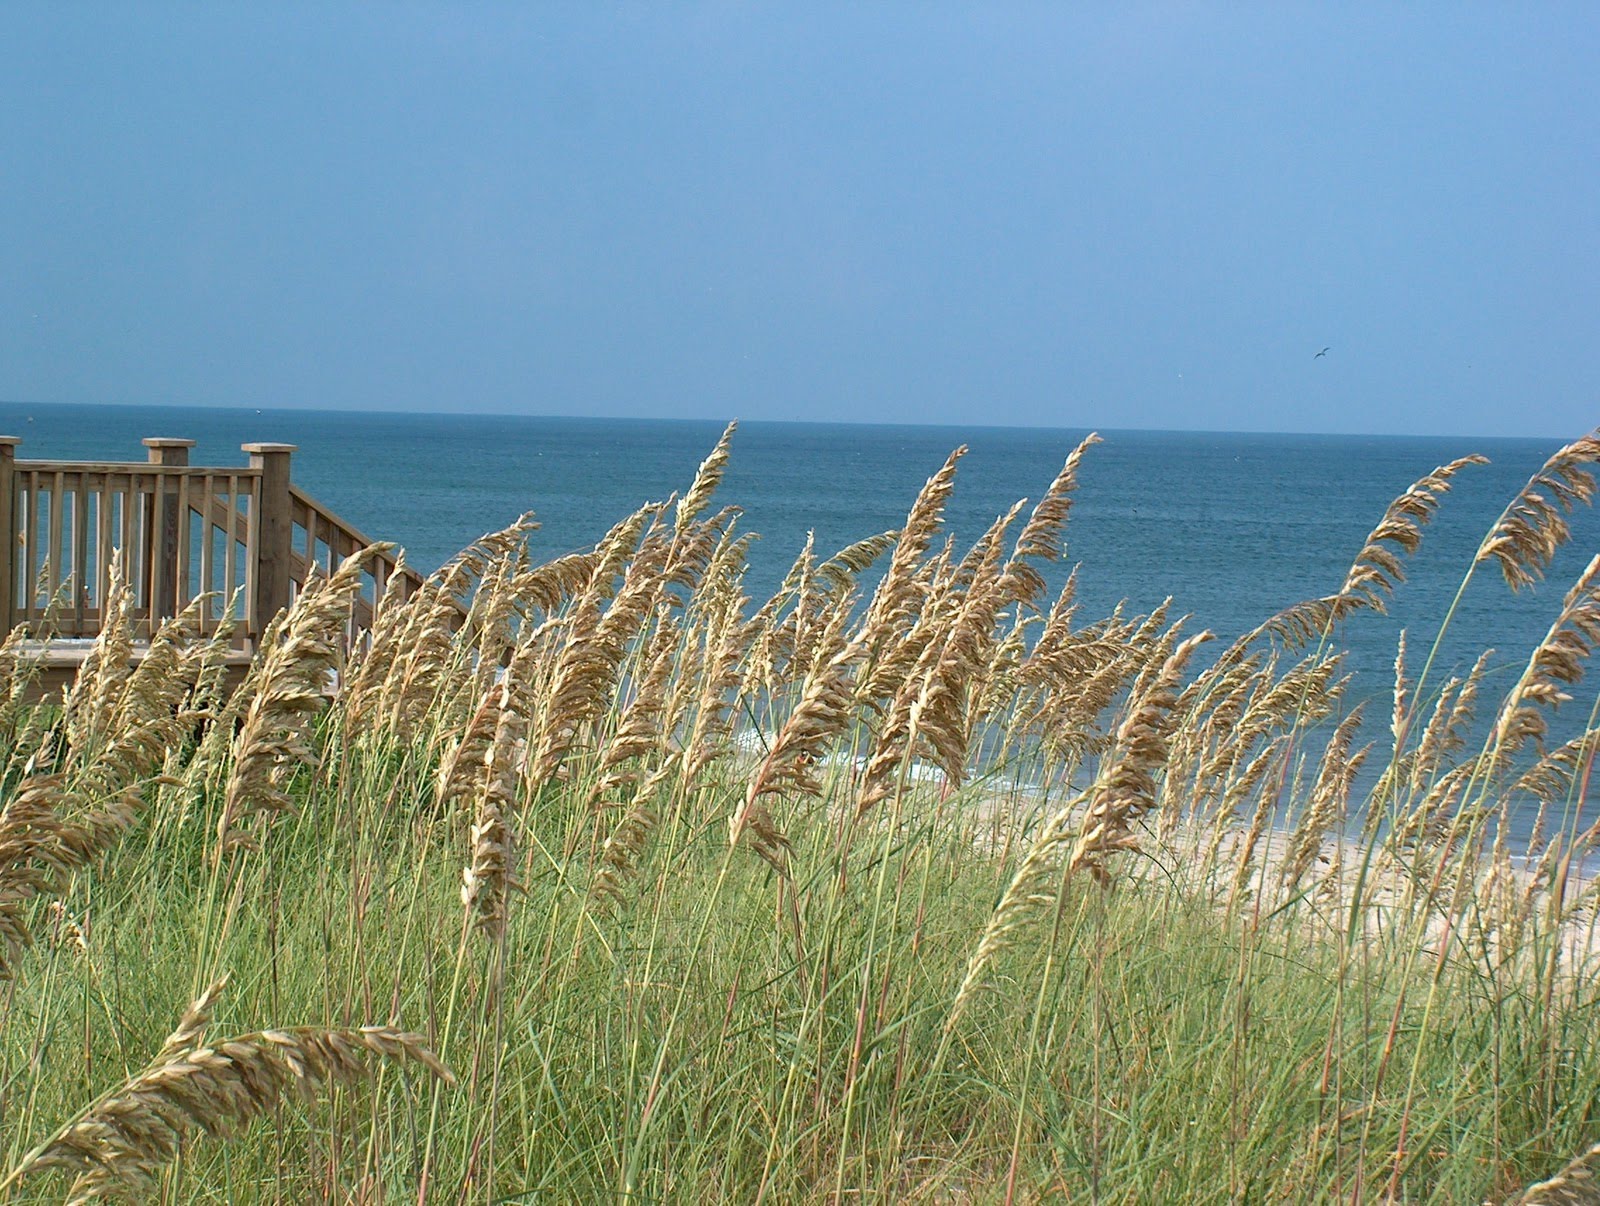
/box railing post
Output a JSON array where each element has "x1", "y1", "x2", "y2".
[
  {"x1": 242, "y1": 442, "x2": 296, "y2": 640},
  {"x1": 143, "y1": 438, "x2": 195, "y2": 623},
  {"x1": 0, "y1": 436, "x2": 18, "y2": 637}
]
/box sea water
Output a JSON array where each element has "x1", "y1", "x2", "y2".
[{"x1": 4, "y1": 401, "x2": 1596, "y2": 844}]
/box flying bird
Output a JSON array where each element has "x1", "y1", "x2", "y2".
[{"x1": 1314, "y1": 347, "x2": 1330, "y2": 359}]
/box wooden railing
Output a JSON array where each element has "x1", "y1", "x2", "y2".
[
  {"x1": 287, "y1": 483, "x2": 413, "y2": 638},
  {"x1": 0, "y1": 436, "x2": 423, "y2": 648}
]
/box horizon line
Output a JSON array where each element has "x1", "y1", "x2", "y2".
[{"x1": 0, "y1": 395, "x2": 1575, "y2": 446}]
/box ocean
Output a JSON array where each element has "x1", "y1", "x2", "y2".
[{"x1": 4, "y1": 401, "x2": 1596, "y2": 843}]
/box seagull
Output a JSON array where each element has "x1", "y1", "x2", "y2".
[{"x1": 1314, "y1": 347, "x2": 1330, "y2": 359}]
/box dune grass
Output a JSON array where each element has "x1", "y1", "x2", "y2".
[{"x1": 2, "y1": 423, "x2": 1600, "y2": 1202}]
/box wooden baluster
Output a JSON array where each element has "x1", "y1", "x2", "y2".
[
  {"x1": 0, "y1": 436, "x2": 17, "y2": 636},
  {"x1": 24, "y1": 472, "x2": 40, "y2": 624},
  {"x1": 72, "y1": 473, "x2": 88, "y2": 634},
  {"x1": 95, "y1": 474, "x2": 114, "y2": 629},
  {"x1": 121, "y1": 472, "x2": 138, "y2": 614},
  {"x1": 48, "y1": 470, "x2": 64, "y2": 617},
  {"x1": 176, "y1": 470, "x2": 192, "y2": 617},
  {"x1": 196, "y1": 474, "x2": 214, "y2": 634},
  {"x1": 304, "y1": 503, "x2": 317, "y2": 585},
  {"x1": 225, "y1": 475, "x2": 242, "y2": 637}
]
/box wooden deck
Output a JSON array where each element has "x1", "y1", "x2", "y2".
[
  {"x1": 7, "y1": 638, "x2": 258, "y2": 699},
  {"x1": 1, "y1": 435, "x2": 424, "y2": 697}
]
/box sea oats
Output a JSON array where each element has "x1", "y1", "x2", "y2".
[
  {"x1": 372, "y1": 575, "x2": 458, "y2": 740},
  {"x1": 1512, "y1": 726, "x2": 1600, "y2": 809},
  {"x1": 0, "y1": 597, "x2": 217, "y2": 976},
  {"x1": 945, "y1": 790, "x2": 1086, "y2": 1033},
  {"x1": 1478, "y1": 431, "x2": 1600, "y2": 591},
  {"x1": 436, "y1": 682, "x2": 508, "y2": 817},
  {"x1": 0, "y1": 779, "x2": 70, "y2": 976},
  {"x1": 467, "y1": 553, "x2": 526, "y2": 690},
  {"x1": 61, "y1": 554, "x2": 134, "y2": 758},
  {"x1": 816, "y1": 529, "x2": 897, "y2": 594},
  {"x1": 591, "y1": 612, "x2": 680, "y2": 804},
  {"x1": 972, "y1": 608, "x2": 1032, "y2": 734},
  {"x1": 999, "y1": 431, "x2": 1101, "y2": 604},
  {"x1": 1512, "y1": 726, "x2": 1600, "y2": 856},
  {"x1": 9, "y1": 1007, "x2": 451, "y2": 1202},
  {"x1": 453, "y1": 645, "x2": 538, "y2": 939},
  {"x1": 529, "y1": 594, "x2": 635, "y2": 786},
  {"x1": 589, "y1": 764, "x2": 675, "y2": 911},
  {"x1": 948, "y1": 632, "x2": 1208, "y2": 1031},
  {"x1": 1027, "y1": 565, "x2": 1079, "y2": 667},
  {"x1": 1511, "y1": 1142, "x2": 1600, "y2": 1204},
  {"x1": 1282, "y1": 707, "x2": 1369, "y2": 893},
  {"x1": 461, "y1": 769, "x2": 517, "y2": 941},
  {"x1": 854, "y1": 637, "x2": 947, "y2": 818},
  {"x1": 341, "y1": 548, "x2": 412, "y2": 730},
  {"x1": 1388, "y1": 649, "x2": 1492, "y2": 803},
  {"x1": 44, "y1": 900, "x2": 90, "y2": 959},
  {"x1": 215, "y1": 547, "x2": 382, "y2": 857},
  {"x1": 1387, "y1": 761, "x2": 1477, "y2": 856},
  {"x1": 155, "y1": 976, "x2": 230, "y2": 1064},
  {"x1": 1339, "y1": 454, "x2": 1487, "y2": 612},
  {"x1": 512, "y1": 549, "x2": 602, "y2": 615},
  {"x1": 1227, "y1": 780, "x2": 1279, "y2": 910},
  {"x1": 1199, "y1": 736, "x2": 1292, "y2": 880},
  {"x1": 855, "y1": 512, "x2": 1019, "y2": 816},
  {"x1": 859, "y1": 585, "x2": 956, "y2": 707},
  {"x1": 1391, "y1": 629, "x2": 1409, "y2": 747},
  {"x1": 662, "y1": 504, "x2": 742, "y2": 594},
  {"x1": 680, "y1": 585, "x2": 751, "y2": 786},
  {"x1": 1067, "y1": 632, "x2": 1212, "y2": 884},
  {"x1": 675, "y1": 420, "x2": 737, "y2": 533},
  {"x1": 859, "y1": 446, "x2": 966, "y2": 659},
  {"x1": 1488, "y1": 555, "x2": 1600, "y2": 768},
  {"x1": 733, "y1": 610, "x2": 857, "y2": 862}
]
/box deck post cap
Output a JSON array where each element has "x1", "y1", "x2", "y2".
[
  {"x1": 241, "y1": 442, "x2": 298, "y2": 454},
  {"x1": 0, "y1": 436, "x2": 20, "y2": 447},
  {"x1": 141, "y1": 437, "x2": 197, "y2": 449}
]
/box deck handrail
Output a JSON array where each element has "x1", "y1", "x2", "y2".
[
  {"x1": 287, "y1": 483, "x2": 422, "y2": 635},
  {"x1": 0, "y1": 435, "x2": 426, "y2": 649}
]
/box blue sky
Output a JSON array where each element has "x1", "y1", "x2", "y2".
[{"x1": 1, "y1": 5, "x2": 1594, "y2": 437}]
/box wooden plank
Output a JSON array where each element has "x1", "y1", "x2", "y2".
[
  {"x1": 72, "y1": 475, "x2": 88, "y2": 634},
  {"x1": 96, "y1": 483, "x2": 114, "y2": 624},
  {"x1": 0, "y1": 438, "x2": 14, "y2": 633},
  {"x1": 303, "y1": 501, "x2": 317, "y2": 582},
  {"x1": 120, "y1": 472, "x2": 134, "y2": 615},
  {"x1": 175, "y1": 470, "x2": 192, "y2": 618},
  {"x1": 11, "y1": 459, "x2": 256, "y2": 478},
  {"x1": 47, "y1": 470, "x2": 64, "y2": 618},
  {"x1": 225, "y1": 476, "x2": 242, "y2": 631},
  {"x1": 196, "y1": 475, "x2": 213, "y2": 632},
  {"x1": 15, "y1": 641, "x2": 255, "y2": 705},
  {"x1": 286, "y1": 485, "x2": 425, "y2": 595},
  {"x1": 287, "y1": 485, "x2": 365, "y2": 548},
  {"x1": 0, "y1": 437, "x2": 16, "y2": 635},
  {"x1": 28, "y1": 474, "x2": 42, "y2": 622},
  {"x1": 120, "y1": 471, "x2": 137, "y2": 618}
]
